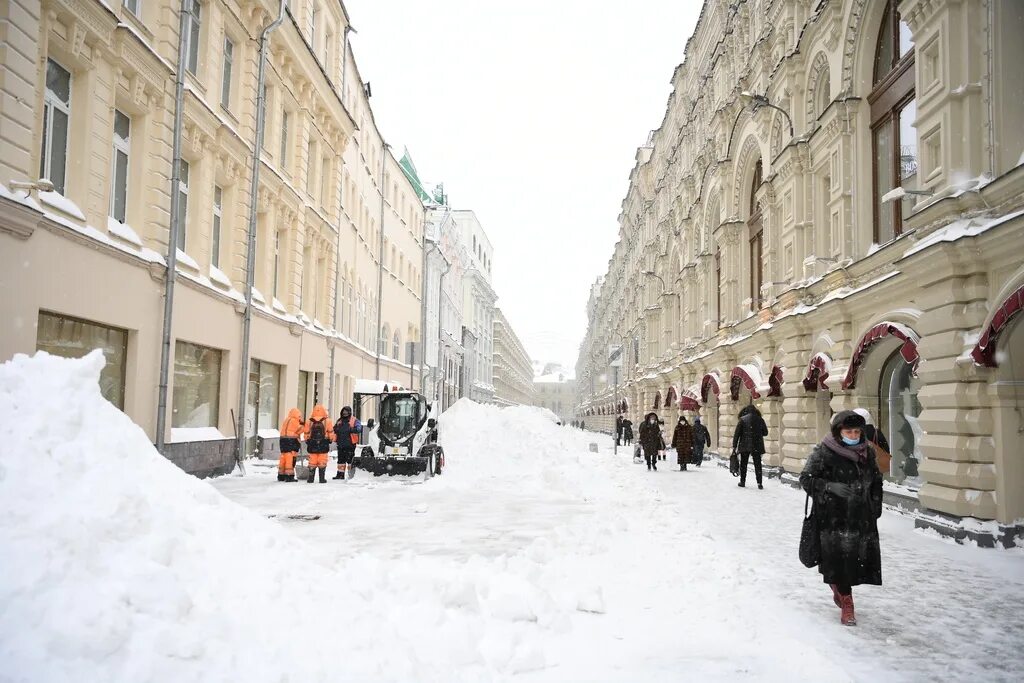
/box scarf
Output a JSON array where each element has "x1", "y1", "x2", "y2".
[{"x1": 823, "y1": 434, "x2": 869, "y2": 464}]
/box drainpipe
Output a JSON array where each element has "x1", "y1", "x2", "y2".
[
  {"x1": 985, "y1": 0, "x2": 996, "y2": 178},
  {"x1": 419, "y1": 231, "x2": 436, "y2": 394},
  {"x1": 235, "y1": 0, "x2": 288, "y2": 470},
  {"x1": 436, "y1": 260, "x2": 451, "y2": 404},
  {"x1": 155, "y1": 0, "x2": 194, "y2": 454},
  {"x1": 374, "y1": 141, "x2": 389, "y2": 379}
]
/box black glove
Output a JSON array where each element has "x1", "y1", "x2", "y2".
[{"x1": 825, "y1": 482, "x2": 854, "y2": 498}]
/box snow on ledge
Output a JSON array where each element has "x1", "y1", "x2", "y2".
[
  {"x1": 38, "y1": 191, "x2": 86, "y2": 221},
  {"x1": 169, "y1": 427, "x2": 228, "y2": 443},
  {"x1": 106, "y1": 217, "x2": 143, "y2": 248},
  {"x1": 175, "y1": 248, "x2": 200, "y2": 273},
  {"x1": 257, "y1": 428, "x2": 280, "y2": 439}
]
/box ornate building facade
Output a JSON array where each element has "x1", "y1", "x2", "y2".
[
  {"x1": 0, "y1": 0, "x2": 424, "y2": 475},
  {"x1": 491, "y1": 307, "x2": 537, "y2": 407},
  {"x1": 576, "y1": 0, "x2": 1024, "y2": 544}
]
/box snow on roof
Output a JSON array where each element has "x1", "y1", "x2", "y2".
[
  {"x1": 902, "y1": 209, "x2": 1024, "y2": 259},
  {"x1": 353, "y1": 379, "x2": 407, "y2": 395}
]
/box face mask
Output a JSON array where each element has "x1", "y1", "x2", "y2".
[{"x1": 841, "y1": 435, "x2": 860, "y2": 446}]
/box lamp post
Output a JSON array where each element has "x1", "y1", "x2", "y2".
[{"x1": 739, "y1": 91, "x2": 794, "y2": 138}]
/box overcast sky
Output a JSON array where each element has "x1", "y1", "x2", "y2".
[{"x1": 344, "y1": 0, "x2": 703, "y2": 371}]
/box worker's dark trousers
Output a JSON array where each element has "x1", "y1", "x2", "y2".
[{"x1": 739, "y1": 452, "x2": 763, "y2": 486}]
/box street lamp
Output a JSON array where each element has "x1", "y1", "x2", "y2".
[
  {"x1": 740, "y1": 90, "x2": 794, "y2": 138},
  {"x1": 642, "y1": 270, "x2": 669, "y2": 294}
]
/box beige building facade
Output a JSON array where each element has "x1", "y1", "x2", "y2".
[
  {"x1": 577, "y1": 0, "x2": 1024, "y2": 545},
  {"x1": 491, "y1": 307, "x2": 536, "y2": 407},
  {"x1": 535, "y1": 371, "x2": 575, "y2": 426},
  {"x1": 0, "y1": 0, "x2": 424, "y2": 475}
]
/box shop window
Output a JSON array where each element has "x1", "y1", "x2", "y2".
[
  {"x1": 246, "y1": 359, "x2": 280, "y2": 446},
  {"x1": 40, "y1": 58, "x2": 71, "y2": 195},
  {"x1": 870, "y1": 1, "x2": 916, "y2": 243},
  {"x1": 37, "y1": 312, "x2": 127, "y2": 409},
  {"x1": 298, "y1": 369, "x2": 310, "y2": 417},
  {"x1": 878, "y1": 349, "x2": 922, "y2": 485},
  {"x1": 172, "y1": 340, "x2": 221, "y2": 428}
]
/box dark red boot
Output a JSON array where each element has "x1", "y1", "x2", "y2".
[{"x1": 840, "y1": 593, "x2": 856, "y2": 626}]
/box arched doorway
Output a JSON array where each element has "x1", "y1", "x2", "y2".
[{"x1": 842, "y1": 322, "x2": 921, "y2": 484}]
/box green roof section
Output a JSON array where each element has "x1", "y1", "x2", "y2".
[{"x1": 399, "y1": 148, "x2": 432, "y2": 203}]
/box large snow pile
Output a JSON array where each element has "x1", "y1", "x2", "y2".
[{"x1": 0, "y1": 353, "x2": 607, "y2": 682}]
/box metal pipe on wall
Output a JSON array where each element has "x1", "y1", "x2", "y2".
[
  {"x1": 234, "y1": 0, "x2": 288, "y2": 471},
  {"x1": 374, "y1": 142, "x2": 389, "y2": 379}
]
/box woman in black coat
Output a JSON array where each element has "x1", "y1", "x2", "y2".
[
  {"x1": 799, "y1": 410, "x2": 884, "y2": 627},
  {"x1": 638, "y1": 412, "x2": 662, "y2": 471},
  {"x1": 672, "y1": 416, "x2": 694, "y2": 471}
]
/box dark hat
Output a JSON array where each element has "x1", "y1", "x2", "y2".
[{"x1": 831, "y1": 410, "x2": 866, "y2": 439}]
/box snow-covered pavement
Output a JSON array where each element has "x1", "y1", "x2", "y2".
[
  {"x1": 2, "y1": 353, "x2": 1021, "y2": 682},
  {"x1": 213, "y1": 402, "x2": 1024, "y2": 682}
]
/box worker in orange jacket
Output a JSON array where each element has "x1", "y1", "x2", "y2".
[
  {"x1": 278, "y1": 408, "x2": 303, "y2": 482},
  {"x1": 303, "y1": 404, "x2": 334, "y2": 483},
  {"x1": 332, "y1": 406, "x2": 362, "y2": 480}
]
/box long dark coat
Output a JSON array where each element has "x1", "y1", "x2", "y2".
[
  {"x1": 638, "y1": 414, "x2": 662, "y2": 455},
  {"x1": 672, "y1": 421, "x2": 694, "y2": 462},
  {"x1": 799, "y1": 441, "x2": 884, "y2": 587},
  {"x1": 732, "y1": 405, "x2": 767, "y2": 455},
  {"x1": 692, "y1": 422, "x2": 711, "y2": 454}
]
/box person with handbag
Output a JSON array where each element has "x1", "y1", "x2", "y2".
[
  {"x1": 671, "y1": 415, "x2": 694, "y2": 471},
  {"x1": 799, "y1": 410, "x2": 884, "y2": 627},
  {"x1": 732, "y1": 404, "x2": 768, "y2": 488}
]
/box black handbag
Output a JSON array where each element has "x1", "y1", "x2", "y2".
[
  {"x1": 729, "y1": 452, "x2": 740, "y2": 476},
  {"x1": 799, "y1": 492, "x2": 820, "y2": 568}
]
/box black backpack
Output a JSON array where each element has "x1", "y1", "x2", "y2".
[{"x1": 307, "y1": 418, "x2": 329, "y2": 453}]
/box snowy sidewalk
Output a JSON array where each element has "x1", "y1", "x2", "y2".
[{"x1": 213, "y1": 427, "x2": 1024, "y2": 682}]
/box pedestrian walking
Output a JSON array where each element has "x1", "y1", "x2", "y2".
[
  {"x1": 303, "y1": 404, "x2": 334, "y2": 484},
  {"x1": 277, "y1": 407, "x2": 303, "y2": 482},
  {"x1": 332, "y1": 406, "x2": 362, "y2": 480},
  {"x1": 658, "y1": 419, "x2": 668, "y2": 460},
  {"x1": 615, "y1": 414, "x2": 624, "y2": 446},
  {"x1": 639, "y1": 412, "x2": 661, "y2": 471},
  {"x1": 799, "y1": 410, "x2": 884, "y2": 626},
  {"x1": 692, "y1": 416, "x2": 711, "y2": 467},
  {"x1": 672, "y1": 415, "x2": 694, "y2": 471},
  {"x1": 853, "y1": 408, "x2": 891, "y2": 476},
  {"x1": 732, "y1": 404, "x2": 768, "y2": 489},
  {"x1": 623, "y1": 418, "x2": 634, "y2": 446},
  {"x1": 580, "y1": 419, "x2": 586, "y2": 431}
]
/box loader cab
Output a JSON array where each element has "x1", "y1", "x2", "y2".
[{"x1": 377, "y1": 392, "x2": 428, "y2": 450}]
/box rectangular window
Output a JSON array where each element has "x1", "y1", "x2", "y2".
[
  {"x1": 320, "y1": 156, "x2": 330, "y2": 207},
  {"x1": 280, "y1": 110, "x2": 289, "y2": 167},
  {"x1": 306, "y1": 139, "x2": 317, "y2": 195},
  {"x1": 749, "y1": 231, "x2": 763, "y2": 311},
  {"x1": 309, "y1": 4, "x2": 319, "y2": 52},
  {"x1": 253, "y1": 359, "x2": 281, "y2": 432},
  {"x1": 177, "y1": 160, "x2": 190, "y2": 252},
  {"x1": 36, "y1": 311, "x2": 127, "y2": 410},
  {"x1": 123, "y1": 0, "x2": 141, "y2": 18},
  {"x1": 272, "y1": 228, "x2": 281, "y2": 298},
  {"x1": 298, "y1": 369, "x2": 310, "y2": 417},
  {"x1": 40, "y1": 59, "x2": 71, "y2": 195},
  {"x1": 714, "y1": 249, "x2": 722, "y2": 329},
  {"x1": 109, "y1": 110, "x2": 130, "y2": 223},
  {"x1": 221, "y1": 36, "x2": 234, "y2": 110},
  {"x1": 172, "y1": 340, "x2": 222, "y2": 428},
  {"x1": 185, "y1": 0, "x2": 201, "y2": 75},
  {"x1": 211, "y1": 185, "x2": 222, "y2": 268},
  {"x1": 898, "y1": 99, "x2": 918, "y2": 226},
  {"x1": 873, "y1": 119, "x2": 895, "y2": 243}
]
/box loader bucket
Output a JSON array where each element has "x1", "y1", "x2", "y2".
[{"x1": 352, "y1": 454, "x2": 429, "y2": 477}]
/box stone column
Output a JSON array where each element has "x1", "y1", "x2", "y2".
[
  {"x1": 779, "y1": 325, "x2": 818, "y2": 473},
  {"x1": 911, "y1": 248, "x2": 996, "y2": 520}
]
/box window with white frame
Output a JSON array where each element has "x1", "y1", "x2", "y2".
[
  {"x1": 177, "y1": 160, "x2": 190, "y2": 252},
  {"x1": 221, "y1": 36, "x2": 234, "y2": 110},
  {"x1": 172, "y1": 340, "x2": 222, "y2": 428},
  {"x1": 309, "y1": 3, "x2": 319, "y2": 52},
  {"x1": 280, "y1": 110, "x2": 289, "y2": 168},
  {"x1": 306, "y1": 138, "x2": 317, "y2": 195},
  {"x1": 123, "y1": 0, "x2": 141, "y2": 18},
  {"x1": 184, "y1": 0, "x2": 202, "y2": 76},
  {"x1": 109, "y1": 110, "x2": 131, "y2": 223},
  {"x1": 211, "y1": 185, "x2": 223, "y2": 268},
  {"x1": 272, "y1": 228, "x2": 281, "y2": 298},
  {"x1": 40, "y1": 58, "x2": 71, "y2": 195}
]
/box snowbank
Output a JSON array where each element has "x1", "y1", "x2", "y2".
[{"x1": 0, "y1": 353, "x2": 606, "y2": 682}]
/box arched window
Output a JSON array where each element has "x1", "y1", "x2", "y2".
[
  {"x1": 380, "y1": 323, "x2": 389, "y2": 356},
  {"x1": 393, "y1": 329, "x2": 401, "y2": 360},
  {"x1": 748, "y1": 159, "x2": 764, "y2": 312},
  {"x1": 878, "y1": 348, "x2": 922, "y2": 485},
  {"x1": 870, "y1": 1, "x2": 916, "y2": 244},
  {"x1": 813, "y1": 68, "x2": 830, "y2": 119}
]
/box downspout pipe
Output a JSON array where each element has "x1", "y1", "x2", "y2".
[
  {"x1": 419, "y1": 232, "x2": 436, "y2": 394},
  {"x1": 374, "y1": 142, "x2": 389, "y2": 379},
  {"x1": 235, "y1": 0, "x2": 288, "y2": 470},
  {"x1": 155, "y1": 0, "x2": 193, "y2": 454},
  {"x1": 436, "y1": 260, "x2": 452, "y2": 405}
]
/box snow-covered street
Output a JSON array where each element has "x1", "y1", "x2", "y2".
[
  {"x1": 213, "y1": 402, "x2": 1024, "y2": 682},
  {"x1": 2, "y1": 353, "x2": 1022, "y2": 682}
]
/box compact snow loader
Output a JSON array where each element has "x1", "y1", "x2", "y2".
[{"x1": 350, "y1": 380, "x2": 443, "y2": 480}]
